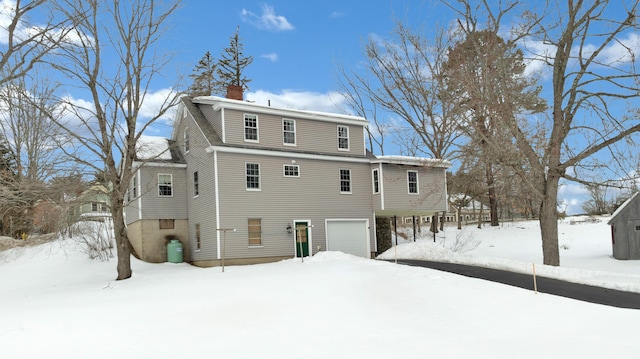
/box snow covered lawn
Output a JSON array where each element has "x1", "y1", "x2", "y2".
[{"x1": 1, "y1": 216, "x2": 639, "y2": 358}]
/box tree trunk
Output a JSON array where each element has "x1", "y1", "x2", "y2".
[
  {"x1": 431, "y1": 215, "x2": 438, "y2": 234},
  {"x1": 477, "y1": 202, "x2": 484, "y2": 229},
  {"x1": 486, "y1": 165, "x2": 499, "y2": 226},
  {"x1": 111, "y1": 195, "x2": 132, "y2": 280},
  {"x1": 538, "y1": 174, "x2": 561, "y2": 266}
]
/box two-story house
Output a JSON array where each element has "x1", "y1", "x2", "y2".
[{"x1": 124, "y1": 94, "x2": 450, "y2": 266}]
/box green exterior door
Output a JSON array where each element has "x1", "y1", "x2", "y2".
[{"x1": 295, "y1": 222, "x2": 309, "y2": 257}]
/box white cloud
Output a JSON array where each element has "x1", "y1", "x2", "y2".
[
  {"x1": 138, "y1": 87, "x2": 178, "y2": 124},
  {"x1": 330, "y1": 11, "x2": 345, "y2": 19},
  {"x1": 245, "y1": 89, "x2": 348, "y2": 114},
  {"x1": 518, "y1": 31, "x2": 640, "y2": 79},
  {"x1": 558, "y1": 181, "x2": 590, "y2": 215},
  {"x1": 241, "y1": 4, "x2": 294, "y2": 31},
  {"x1": 519, "y1": 37, "x2": 556, "y2": 78},
  {"x1": 260, "y1": 53, "x2": 278, "y2": 62},
  {"x1": 593, "y1": 32, "x2": 640, "y2": 65}
]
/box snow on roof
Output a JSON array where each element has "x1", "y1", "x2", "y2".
[
  {"x1": 192, "y1": 95, "x2": 368, "y2": 125},
  {"x1": 608, "y1": 192, "x2": 639, "y2": 224},
  {"x1": 372, "y1": 155, "x2": 451, "y2": 168},
  {"x1": 136, "y1": 135, "x2": 171, "y2": 160}
]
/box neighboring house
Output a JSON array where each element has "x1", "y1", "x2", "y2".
[
  {"x1": 75, "y1": 184, "x2": 111, "y2": 220},
  {"x1": 402, "y1": 197, "x2": 491, "y2": 226},
  {"x1": 125, "y1": 94, "x2": 450, "y2": 266},
  {"x1": 608, "y1": 192, "x2": 640, "y2": 260}
]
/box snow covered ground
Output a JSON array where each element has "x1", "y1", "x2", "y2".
[{"x1": 1, "y1": 216, "x2": 639, "y2": 358}]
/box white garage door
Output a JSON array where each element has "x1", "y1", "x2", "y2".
[{"x1": 326, "y1": 219, "x2": 369, "y2": 258}]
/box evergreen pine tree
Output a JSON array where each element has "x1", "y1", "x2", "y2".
[
  {"x1": 217, "y1": 27, "x2": 253, "y2": 91},
  {"x1": 188, "y1": 51, "x2": 221, "y2": 97},
  {"x1": 0, "y1": 136, "x2": 16, "y2": 179}
]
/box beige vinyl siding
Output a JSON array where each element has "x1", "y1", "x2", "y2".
[
  {"x1": 180, "y1": 114, "x2": 219, "y2": 261},
  {"x1": 381, "y1": 164, "x2": 447, "y2": 211},
  {"x1": 221, "y1": 108, "x2": 366, "y2": 156},
  {"x1": 199, "y1": 104, "x2": 223, "y2": 142},
  {"x1": 214, "y1": 151, "x2": 374, "y2": 260},
  {"x1": 137, "y1": 166, "x2": 188, "y2": 220}
]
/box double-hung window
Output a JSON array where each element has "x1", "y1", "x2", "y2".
[
  {"x1": 337, "y1": 125, "x2": 349, "y2": 150},
  {"x1": 195, "y1": 223, "x2": 201, "y2": 251},
  {"x1": 246, "y1": 163, "x2": 260, "y2": 190},
  {"x1": 340, "y1": 169, "x2": 351, "y2": 194},
  {"x1": 283, "y1": 119, "x2": 296, "y2": 145},
  {"x1": 193, "y1": 171, "x2": 199, "y2": 196},
  {"x1": 131, "y1": 174, "x2": 138, "y2": 199},
  {"x1": 244, "y1": 114, "x2": 259, "y2": 142},
  {"x1": 158, "y1": 174, "x2": 173, "y2": 197},
  {"x1": 372, "y1": 169, "x2": 380, "y2": 194},
  {"x1": 407, "y1": 171, "x2": 418, "y2": 194}
]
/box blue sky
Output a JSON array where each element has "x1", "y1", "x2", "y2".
[
  {"x1": 124, "y1": 1, "x2": 640, "y2": 214},
  {"x1": 177, "y1": 1, "x2": 423, "y2": 85},
  {"x1": 168, "y1": 1, "x2": 438, "y2": 111},
  {"x1": 4, "y1": 0, "x2": 636, "y2": 214}
]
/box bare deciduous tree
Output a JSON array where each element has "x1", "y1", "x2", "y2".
[
  {"x1": 0, "y1": 73, "x2": 66, "y2": 182},
  {"x1": 47, "y1": 0, "x2": 181, "y2": 280},
  {"x1": 447, "y1": 0, "x2": 640, "y2": 266},
  {"x1": 443, "y1": 29, "x2": 547, "y2": 227},
  {"x1": 338, "y1": 21, "x2": 462, "y2": 160},
  {"x1": 0, "y1": 0, "x2": 73, "y2": 86}
]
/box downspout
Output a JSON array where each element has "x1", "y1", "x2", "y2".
[
  {"x1": 379, "y1": 163, "x2": 384, "y2": 210},
  {"x1": 214, "y1": 150, "x2": 221, "y2": 259},
  {"x1": 220, "y1": 108, "x2": 226, "y2": 143},
  {"x1": 136, "y1": 169, "x2": 142, "y2": 220}
]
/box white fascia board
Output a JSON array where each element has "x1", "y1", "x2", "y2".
[
  {"x1": 193, "y1": 96, "x2": 368, "y2": 127},
  {"x1": 132, "y1": 161, "x2": 187, "y2": 169},
  {"x1": 371, "y1": 155, "x2": 452, "y2": 168},
  {"x1": 205, "y1": 145, "x2": 372, "y2": 164}
]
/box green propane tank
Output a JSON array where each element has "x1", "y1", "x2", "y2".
[{"x1": 167, "y1": 239, "x2": 183, "y2": 263}]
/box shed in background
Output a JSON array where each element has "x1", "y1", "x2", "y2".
[{"x1": 608, "y1": 192, "x2": 640, "y2": 260}]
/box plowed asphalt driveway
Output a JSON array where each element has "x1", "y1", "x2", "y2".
[{"x1": 391, "y1": 259, "x2": 640, "y2": 310}]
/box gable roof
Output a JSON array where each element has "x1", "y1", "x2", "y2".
[
  {"x1": 608, "y1": 192, "x2": 639, "y2": 224},
  {"x1": 175, "y1": 96, "x2": 223, "y2": 146}
]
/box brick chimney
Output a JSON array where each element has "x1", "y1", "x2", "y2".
[{"x1": 226, "y1": 84, "x2": 243, "y2": 100}]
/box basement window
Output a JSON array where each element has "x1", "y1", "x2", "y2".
[{"x1": 159, "y1": 219, "x2": 175, "y2": 229}]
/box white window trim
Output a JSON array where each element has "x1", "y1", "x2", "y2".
[
  {"x1": 337, "y1": 125, "x2": 350, "y2": 151},
  {"x1": 158, "y1": 173, "x2": 173, "y2": 197},
  {"x1": 282, "y1": 118, "x2": 297, "y2": 146},
  {"x1": 372, "y1": 168, "x2": 380, "y2": 194},
  {"x1": 245, "y1": 162, "x2": 261, "y2": 191},
  {"x1": 131, "y1": 174, "x2": 138, "y2": 199},
  {"x1": 283, "y1": 164, "x2": 300, "y2": 177},
  {"x1": 407, "y1": 170, "x2": 419, "y2": 195},
  {"x1": 339, "y1": 168, "x2": 352, "y2": 194},
  {"x1": 183, "y1": 127, "x2": 190, "y2": 153},
  {"x1": 244, "y1": 113, "x2": 259, "y2": 143},
  {"x1": 194, "y1": 223, "x2": 201, "y2": 252}
]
